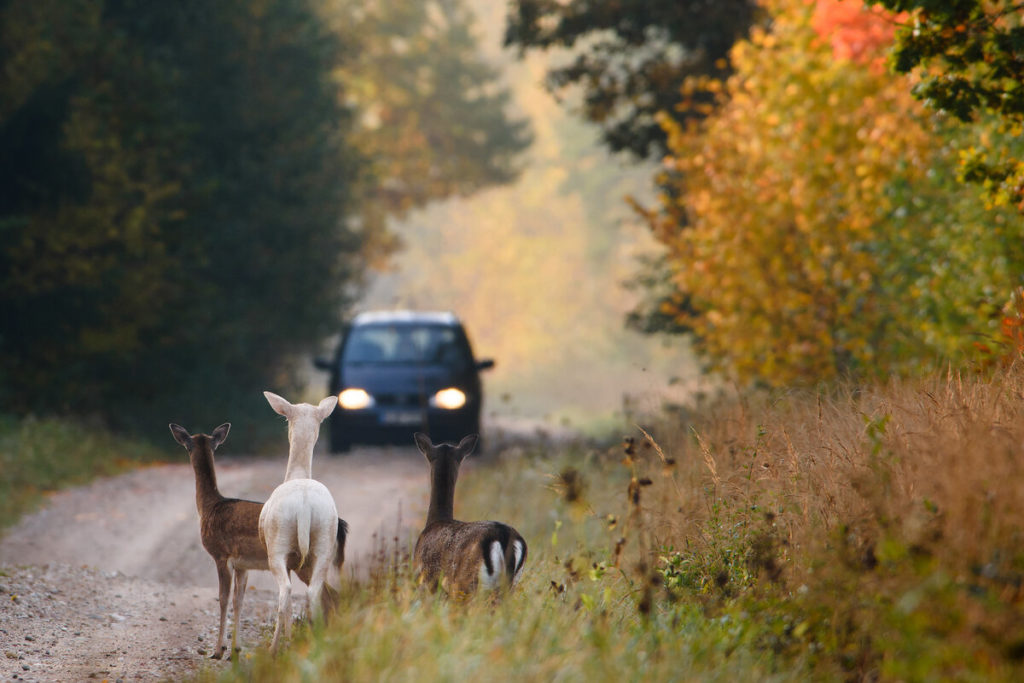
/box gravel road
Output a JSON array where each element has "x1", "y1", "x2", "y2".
[{"x1": 0, "y1": 445, "x2": 432, "y2": 682}]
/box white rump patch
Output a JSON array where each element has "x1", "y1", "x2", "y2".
[
  {"x1": 479, "y1": 541, "x2": 505, "y2": 591},
  {"x1": 511, "y1": 540, "x2": 525, "y2": 586}
]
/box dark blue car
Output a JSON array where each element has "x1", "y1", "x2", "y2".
[{"x1": 315, "y1": 311, "x2": 494, "y2": 453}]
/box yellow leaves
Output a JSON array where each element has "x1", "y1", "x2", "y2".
[{"x1": 636, "y1": 0, "x2": 957, "y2": 385}]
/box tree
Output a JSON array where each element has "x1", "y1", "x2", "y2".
[
  {"x1": 639, "y1": 0, "x2": 1024, "y2": 385},
  {"x1": 870, "y1": 0, "x2": 1024, "y2": 209},
  {"x1": 0, "y1": 0, "x2": 362, "y2": 441},
  {"x1": 329, "y1": 0, "x2": 533, "y2": 262},
  {"x1": 0, "y1": 0, "x2": 531, "y2": 442},
  {"x1": 504, "y1": 0, "x2": 760, "y2": 159}
]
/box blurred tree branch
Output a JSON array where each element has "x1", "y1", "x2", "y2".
[
  {"x1": 504, "y1": 0, "x2": 761, "y2": 160},
  {"x1": 871, "y1": 0, "x2": 1024, "y2": 210}
]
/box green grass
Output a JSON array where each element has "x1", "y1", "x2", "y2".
[{"x1": 0, "y1": 413, "x2": 166, "y2": 531}]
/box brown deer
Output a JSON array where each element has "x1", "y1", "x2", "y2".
[
  {"x1": 413, "y1": 433, "x2": 527, "y2": 598},
  {"x1": 169, "y1": 423, "x2": 348, "y2": 660}
]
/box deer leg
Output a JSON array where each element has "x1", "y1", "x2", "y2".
[
  {"x1": 230, "y1": 568, "x2": 248, "y2": 660},
  {"x1": 212, "y1": 561, "x2": 232, "y2": 659},
  {"x1": 320, "y1": 578, "x2": 339, "y2": 616},
  {"x1": 268, "y1": 558, "x2": 292, "y2": 653},
  {"x1": 307, "y1": 558, "x2": 328, "y2": 625},
  {"x1": 296, "y1": 561, "x2": 337, "y2": 616}
]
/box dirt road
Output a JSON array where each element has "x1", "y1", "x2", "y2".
[{"x1": 0, "y1": 445, "x2": 432, "y2": 682}]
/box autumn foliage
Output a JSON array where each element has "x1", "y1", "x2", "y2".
[
  {"x1": 640, "y1": 0, "x2": 1024, "y2": 385},
  {"x1": 872, "y1": 0, "x2": 1024, "y2": 211},
  {"x1": 811, "y1": 0, "x2": 904, "y2": 68}
]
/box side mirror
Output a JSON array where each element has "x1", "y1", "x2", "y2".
[
  {"x1": 314, "y1": 357, "x2": 334, "y2": 371},
  {"x1": 476, "y1": 359, "x2": 495, "y2": 371}
]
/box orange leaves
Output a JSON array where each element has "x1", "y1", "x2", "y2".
[
  {"x1": 997, "y1": 287, "x2": 1024, "y2": 362},
  {"x1": 640, "y1": 0, "x2": 939, "y2": 385},
  {"x1": 811, "y1": 0, "x2": 906, "y2": 71}
]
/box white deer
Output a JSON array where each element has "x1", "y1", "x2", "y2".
[
  {"x1": 258, "y1": 391, "x2": 342, "y2": 652},
  {"x1": 168, "y1": 423, "x2": 348, "y2": 660}
]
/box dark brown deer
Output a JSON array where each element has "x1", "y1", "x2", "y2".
[
  {"x1": 413, "y1": 433, "x2": 527, "y2": 598},
  {"x1": 169, "y1": 423, "x2": 348, "y2": 659}
]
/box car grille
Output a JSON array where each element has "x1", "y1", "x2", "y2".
[{"x1": 374, "y1": 392, "x2": 423, "y2": 408}]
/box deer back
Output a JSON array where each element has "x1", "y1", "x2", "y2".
[{"x1": 415, "y1": 519, "x2": 527, "y2": 595}]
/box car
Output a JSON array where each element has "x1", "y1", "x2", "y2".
[{"x1": 314, "y1": 310, "x2": 494, "y2": 453}]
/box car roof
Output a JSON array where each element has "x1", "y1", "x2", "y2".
[{"x1": 350, "y1": 310, "x2": 460, "y2": 327}]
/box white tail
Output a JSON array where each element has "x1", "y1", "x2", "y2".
[{"x1": 296, "y1": 505, "x2": 312, "y2": 564}]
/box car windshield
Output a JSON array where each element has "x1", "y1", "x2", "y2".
[{"x1": 342, "y1": 324, "x2": 467, "y2": 366}]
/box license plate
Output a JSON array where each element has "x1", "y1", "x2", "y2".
[{"x1": 381, "y1": 410, "x2": 422, "y2": 425}]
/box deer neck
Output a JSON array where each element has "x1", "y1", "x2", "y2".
[
  {"x1": 283, "y1": 426, "x2": 315, "y2": 480},
  {"x1": 425, "y1": 458, "x2": 459, "y2": 525},
  {"x1": 191, "y1": 448, "x2": 223, "y2": 517}
]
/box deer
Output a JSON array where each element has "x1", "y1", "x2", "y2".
[
  {"x1": 169, "y1": 423, "x2": 348, "y2": 660},
  {"x1": 262, "y1": 391, "x2": 338, "y2": 481},
  {"x1": 258, "y1": 391, "x2": 343, "y2": 652},
  {"x1": 412, "y1": 432, "x2": 527, "y2": 599}
]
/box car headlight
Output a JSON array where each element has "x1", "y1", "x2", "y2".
[
  {"x1": 338, "y1": 388, "x2": 374, "y2": 410},
  {"x1": 430, "y1": 388, "x2": 467, "y2": 410}
]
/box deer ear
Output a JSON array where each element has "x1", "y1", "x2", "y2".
[
  {"x1": 263, "y1": 391, "x2": 292, "y2": 417},
  {"x1": 169, "y1": 423, "x2": 192, "y2": 448},
  {"x1": 455, "y1": 434, "x2": 478, "y2": 459},
  {"x1": 211, "y1": 423, "x2": 231, "y2": 450},
  {"x1": 317, "y1": 395, "x2": 338, "y2": 420},
  {"x1": 413, "y1": 432, "x2": 433, "y2": 457}
]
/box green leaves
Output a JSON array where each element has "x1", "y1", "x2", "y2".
[
  {"x1": 873, "y1": 0, "x2": 1024, "y2": 209},
  {"x1": 0, "y1": 0, "x2": 532, "y2": 442},
  {"x1": 0, "y1": 0, "x2": 364, "y2": 440}
]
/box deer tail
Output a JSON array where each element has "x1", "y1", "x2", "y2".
[
  {"x1": 296, "y1": 507, "x2": 311, "y2": 567},
  {"x1": 505, "y1": 535, "x2": 527, "y2": 587}
]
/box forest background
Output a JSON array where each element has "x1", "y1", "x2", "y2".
[
  {"x1": 2, "y1": 0, "x2": 1023, "y2": 446},
  {"x1": 4, "y1": 1, "x2": 1024, "y2": 679}
]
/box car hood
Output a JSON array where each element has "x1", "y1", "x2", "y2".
[{"x1": 342, "y1": 364, "x2": 467, "y2": 394}]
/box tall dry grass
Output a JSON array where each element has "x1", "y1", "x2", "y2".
[
  {"x1": 645, "y1": 368, "x2": 1024, "y2": 579},
  {"x1": 205, "y1": 367, "x2": 1024, "y2": 681},
  {"x1": 628, "y1": 367, "x2": 1024, "y2": 679}
]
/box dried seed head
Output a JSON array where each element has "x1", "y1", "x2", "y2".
[
  {"x1": 622, "y1": 436, "x2": 636, "y2": 465},
  {"x1": 628, "y1": 477, "x2": 642, "y2": 506},
  {"x1": 563, "y1": 557, "x2": 582, "y2": 583},
  {"x1": 556, "y1": 467, "x2": 584, "y2": 503},
  {"x1": 613, "y1": 537, "x2": 627, "y2": 566},
  {"x1": 637, "y1": 583, "x2": 653, "y2": 616}
]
